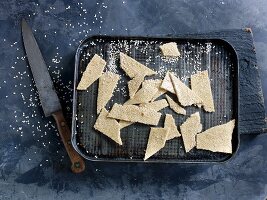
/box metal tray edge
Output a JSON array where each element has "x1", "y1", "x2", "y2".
[{"x1": 71, "y1": 34, "x2": 240, "y2": 164}]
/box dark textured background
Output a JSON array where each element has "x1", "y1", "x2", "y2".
[{"x1": 0, "y1": 0, "x2": 267, "y2": 199}]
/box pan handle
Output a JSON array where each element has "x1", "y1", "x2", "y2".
[{"x1": 52, "y1": 110, "x2": 85, "y2": 173}]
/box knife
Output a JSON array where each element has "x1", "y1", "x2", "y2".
[{"x1": 21, "y1": 19, "x2": 85, "y2": 173}]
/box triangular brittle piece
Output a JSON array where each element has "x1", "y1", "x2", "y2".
[
  {"x1": 164, "y1": 114, "x2": 181, "y2": 140},
  {"x1": 196, "y1": 120, "x2": 235, "y2": 154},
  {"x1": 140, "y1": 99, "x2": 168, "y2": 111},
  {"x1": 97, "y1": 72, "x2": 120, "y2": 114},
  {"x1": 120, "y1": 52, "x2": 156, "y2": 78},
  {"x1": 142, "y1": 79, "x2": 167, "y2": 102},
  {"x1": 160, "y1": 71, "x2": 175, "y2": 94},
  {"x1": 144, "y1": 128, "x2": 169, "y2": 160},
  {"x1": 124, "y1": 82, "x2": 158, "y2": 105},
  {"x1": 180, "y1": 112, "x2": 202, "y2": 152},
  {"x1": 166, "y1": 95, "x2": 186, "y2": 115},
  {"x1": 119, "y1": 120, "x2": 134, "y2": 129},
  {"x1": 120, "y1": 99, "x2": 168, "y2": 129},
  {"x1": 170, "y1": 73, "x2": 202, "y2": 107},
  {"x1": 191, "y1": 70, "x2": 215, "y2": 112},
  {"x1": 93, "y1": 108, "x2": 122, "y2": 145},
  {"x1": 151, "y1": 90, "x2": 167, "y2": 101},
  {"x1": 77, "y1": 54, "x2": 106, "y2": 90},
  {"x1": 108, "y1": 104, "x2": 161, "y2": 126},
  {"x1": 128, "y1": 74, "x2": 144, "y2": 99},
  {"x1": 159, "y1": 42, "x2": 180, "y2": 57}
]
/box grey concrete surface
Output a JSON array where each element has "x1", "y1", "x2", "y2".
[{"x1": 0, "y1": 0, "x2": 267, "y2": 199}]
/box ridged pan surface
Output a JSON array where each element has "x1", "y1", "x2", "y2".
[{"x1": 72, "y1": 36, "x2": 238, "y2": 162}]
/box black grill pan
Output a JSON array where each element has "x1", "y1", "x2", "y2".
[{"x1": 71, "y1": 35, "x2": 240, "y2": 163}]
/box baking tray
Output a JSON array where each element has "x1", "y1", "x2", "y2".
[{"x1": 71, "y1": 35, "x2": 239, "y2": 163}]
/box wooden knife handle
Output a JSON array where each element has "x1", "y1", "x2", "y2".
[{"x1": 52, "y1": 110, "x2": 85, "y2": 173}]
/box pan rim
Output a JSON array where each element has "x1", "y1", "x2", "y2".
[{"x1": 71, "y1": 34, "x2": 240, "y2": 164}]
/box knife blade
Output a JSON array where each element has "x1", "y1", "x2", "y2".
[
  {"x1": 21, "y1": 19, "x2": 85, "y2": 173},
  {"x1": 21, "y1": 19, "x2": 61, "y2": 117}
]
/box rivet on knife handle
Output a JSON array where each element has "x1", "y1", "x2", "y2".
[{"x1": 52, "y1": 110, "x2": 85, "y2": 173}]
